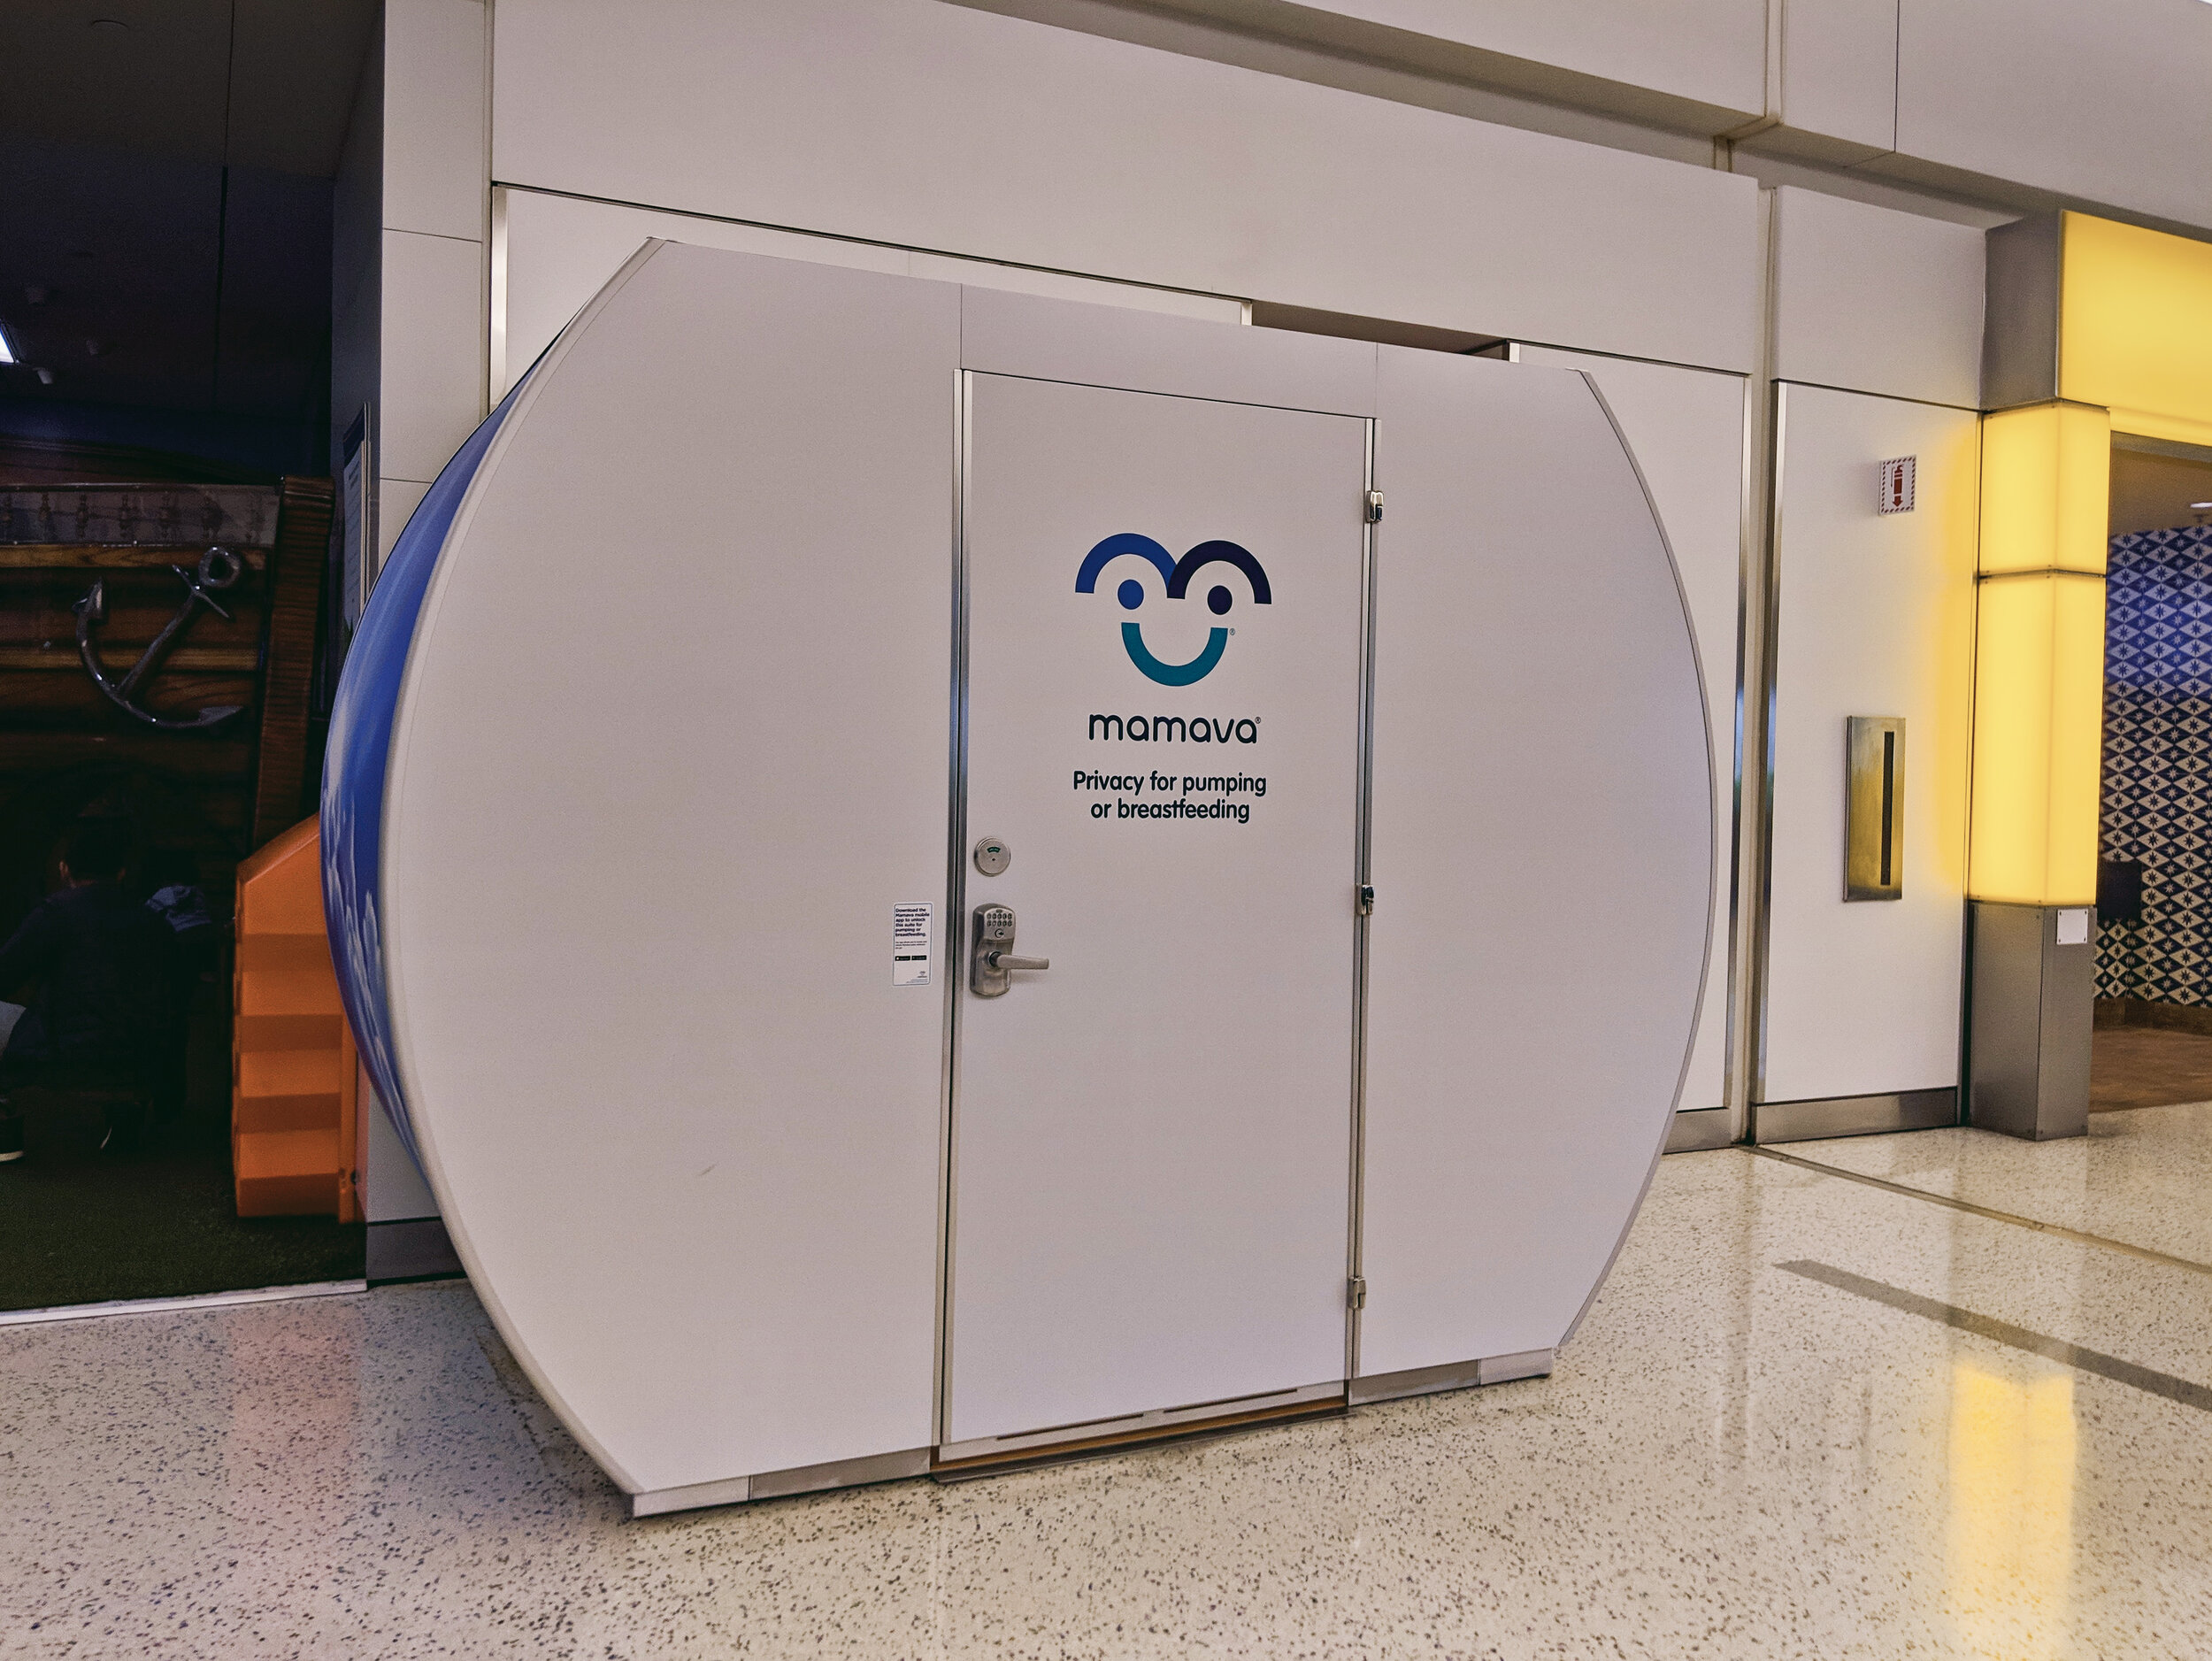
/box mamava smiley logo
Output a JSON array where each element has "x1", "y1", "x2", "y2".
[{"x1": 1074, "y1": 534, "x2": 1271, "y2": 687}]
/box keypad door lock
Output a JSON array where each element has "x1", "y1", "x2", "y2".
[{"x1": 971, "y1": 904, "x2": 1049, "y2": 997}]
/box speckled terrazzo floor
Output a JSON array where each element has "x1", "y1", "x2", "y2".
[{"x1": 5, "y1": 1135, "x2": 2212, "y2": 1659}]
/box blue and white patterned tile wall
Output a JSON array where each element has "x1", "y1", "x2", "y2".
[{"x1": 2101, "y1": 523, "x2": 2212, "y2": 1004}]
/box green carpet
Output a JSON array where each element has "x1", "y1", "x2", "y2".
[{"x1": 0, "y1": 1092, "x2": 363, "y2": 1312}]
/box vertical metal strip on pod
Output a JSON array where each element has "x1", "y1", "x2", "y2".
[
  {"x1": 1346, "y1": 412, "x2": 1380, "y2": 1383},
  {"x1": 934, "y1": 366, "x2": 974, "y2": 1449}
]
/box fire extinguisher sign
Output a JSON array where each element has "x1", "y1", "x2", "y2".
[{"x1": 1878, "y1": 456, "x2": 1916, "y2": 515}]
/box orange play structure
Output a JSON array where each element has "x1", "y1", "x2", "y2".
[{"x1": 232, "y1": 817, "x2": 360, "y2": 1220}]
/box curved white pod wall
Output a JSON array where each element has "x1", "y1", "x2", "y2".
[{"x1": 326, "y1": 242, "x2": 1711, "y2": 1513}]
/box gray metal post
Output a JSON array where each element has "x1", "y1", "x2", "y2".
[{"x1": 1967, "y1": 901, "x2": 2094, "y2": 1141}]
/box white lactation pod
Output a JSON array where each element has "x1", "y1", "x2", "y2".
[{"x1": 325, "y1": 242, "x2": 1710, "y2": 1513}]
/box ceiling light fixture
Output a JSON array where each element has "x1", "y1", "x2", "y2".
[
  {"x1": 0, "y1": 323, "x2": 14, "y2": 364},
  {"x1": 2193, "y1": 502, "x2": 2212, "y2": 511}
]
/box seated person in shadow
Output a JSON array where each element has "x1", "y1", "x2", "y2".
[
  {"x1": 141, "y1": 850, "x2": 220, "y2": 1127},
  {"x1": 0, "y1": 819, "x2": 175, "y2": 1162}
]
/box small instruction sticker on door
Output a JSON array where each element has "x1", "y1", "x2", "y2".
[{"x1": 893, "y1": 903, "x2": 933, "y2": 986}]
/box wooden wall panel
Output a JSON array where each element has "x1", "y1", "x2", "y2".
[{"x1": 250, "y1": 477, "x2": 334, "y2": 848}]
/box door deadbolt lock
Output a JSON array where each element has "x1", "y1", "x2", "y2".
[{"x1": 971, "y1": 904, "x2": 1048, "y2": 996}]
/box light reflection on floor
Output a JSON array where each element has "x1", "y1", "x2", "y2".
[{"x1": 1948, "y1": 1365, "x2": 2075, "y2": 1661}]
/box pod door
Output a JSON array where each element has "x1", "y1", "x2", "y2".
[{"x1": 943, "y1": 373, "x2": 1369, "y2": 1455}]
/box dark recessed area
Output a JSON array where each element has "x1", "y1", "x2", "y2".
[{"x1": 1249, "y1": 299, "x2": 1507, "y2": 357}]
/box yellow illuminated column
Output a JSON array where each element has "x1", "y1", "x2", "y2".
[
  {"x1": 2060, "y1": 213, "x2": 2212, "y2": 451},
  {"x1": 1969, "y1": 402, "x2": 2110, "y2": 908}
]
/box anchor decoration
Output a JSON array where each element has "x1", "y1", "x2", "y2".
[{"x1": 74, "y1": 545, "x2": 249, "y2": 731}]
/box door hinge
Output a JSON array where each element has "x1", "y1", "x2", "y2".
[
  {"x1": 1365, "y1": 489, "x2": 1385, "y2": 523},
  {"x1": 1348, "y1": 1275, "x2": 1367, "y2": 1310},
  {"x1": 1356, "y1": 883, "x2": 1375, "y2": 916}
]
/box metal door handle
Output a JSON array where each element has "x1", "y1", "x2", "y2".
[{"x1": 972, "y1": 905, "x2": 1048, "y2": 996}]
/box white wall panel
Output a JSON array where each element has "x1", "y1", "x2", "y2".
[
  {"x1": 1772, "y1": 187, "x2": 1985, "y2": 409},
  {"x1": 362, "y1": 1070, "x2": 437, "y2": 1223},
  {"x1": 1301, "y1": 0, "x2": 1767, "y2": 116},
  {"x1": 495, "y1": 188, "x2": 1239, "y2": 399},
  {"x1": 378, "y1": 229, "x2": 485, "y2": 483},
  {"x1": 489, "y1": 0, "x2": 1763, "y2": 372},
  {"x1": 905, "y1": 254, "x2": 1234, "y2": 323},
  {"x1": 1778, "y1": 0, "x2": 1898, "y2": 156},
  {"x1": 1894, "y1": 0, "x2": 2212, "y2": 230},
  {"x1": 1519, "y1": 346, "x2": 1745, "y2": 1116},
  {"x1": 382, "y1": 0, "x2": 486, "y2": 242},
  {"x1": 963, "y1": 286, "x2": 1373, "y2": 416},
  {"x1": 377, "y1": 478, "x2": 428, "y2": 564},
  {"x1": 1762, "y1": 384, "x2": 1977, "y2": 1105}
]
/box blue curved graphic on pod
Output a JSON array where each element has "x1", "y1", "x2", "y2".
[
  {"x1": 1074, "y1": 532, "x2": 1177, "y2": 594},
  {"x1": 322, "y1": 373, "x2": 531, "y2": 1163},
  {"x1": 1121, "y1": 622, "x2": 1229, "y2": 686},
  {"x1": 1166, "y1": 539, "x2": 1271, "y2": 604}
]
